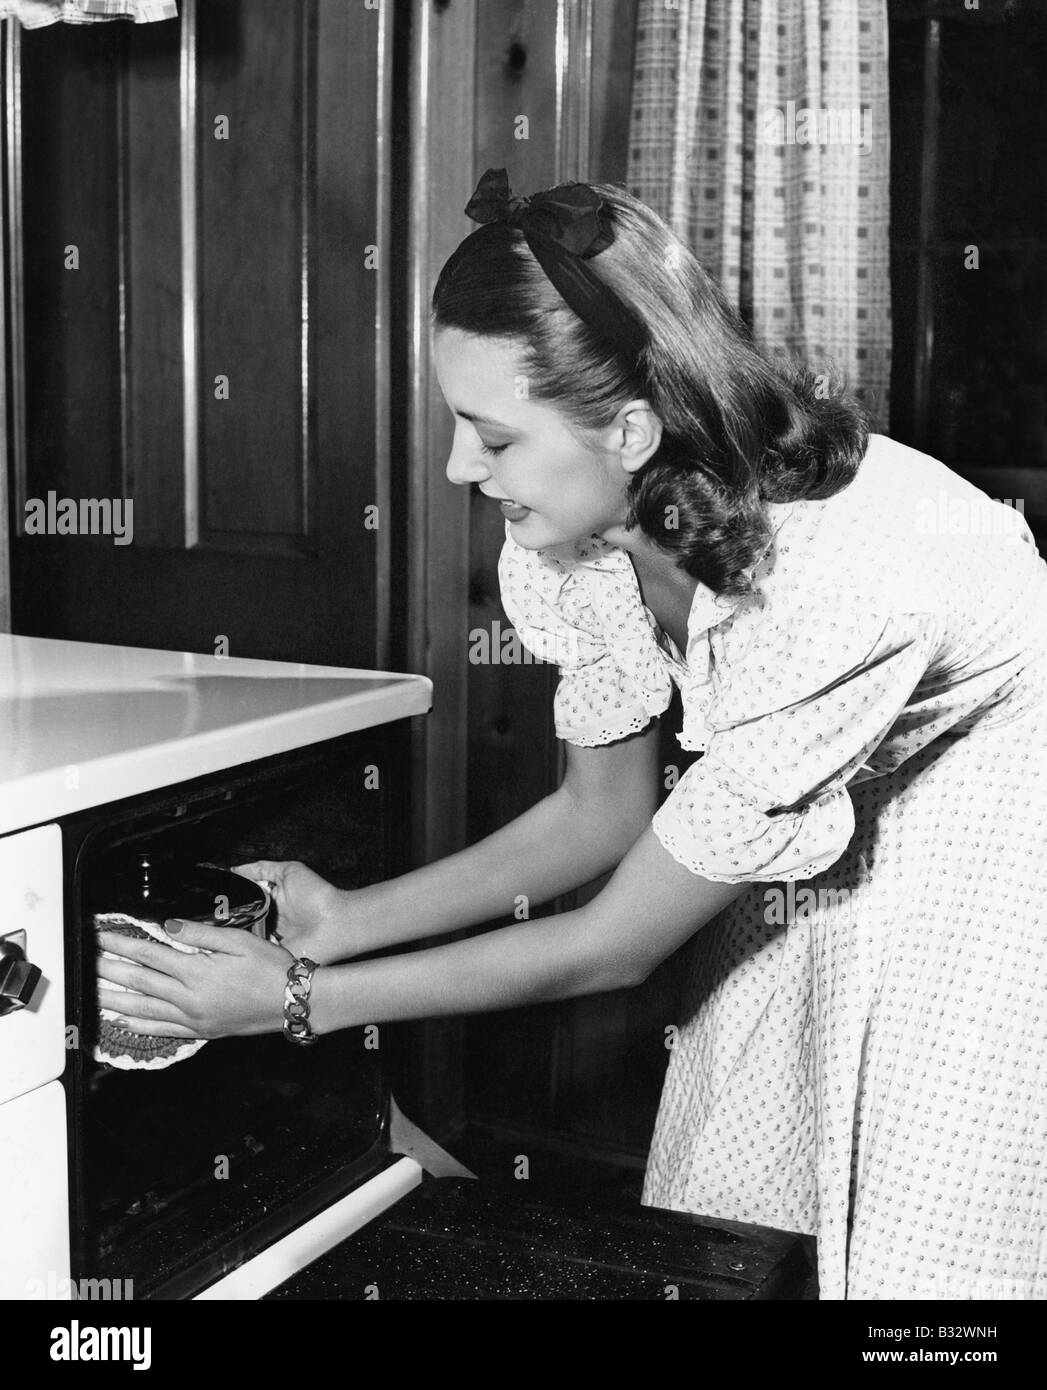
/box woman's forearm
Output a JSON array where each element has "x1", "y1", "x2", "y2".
[
  {"x1": 314, "y1": 902, "x2": 615, "y2": 1031},
  {"x1": 310, "y1": 827, "x2": 749, "y2": 1031},
  {"x1": 342, "y1": 784, "x2": 644, "y2": 955}
]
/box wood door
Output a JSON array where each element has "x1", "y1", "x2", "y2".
[{"x1": 5, "y1": 0, "x2": 397, "y2": 670}]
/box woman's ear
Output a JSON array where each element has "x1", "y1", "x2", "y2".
[{"x1": 611, "y1": 401, "x2": 663, "y2": 475}]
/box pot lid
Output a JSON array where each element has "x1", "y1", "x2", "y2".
[{"x1": 89, "y1": 850, "x2": 269, "y2": 928}]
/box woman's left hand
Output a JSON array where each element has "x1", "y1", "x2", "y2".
[{"x1": 96, "y1": 922, "x2": 296, "y2": 1039}]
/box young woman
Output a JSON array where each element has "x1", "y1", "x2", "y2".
[{"x1": 98, "y1": 170, "x2": 1047, "y2": 1301}]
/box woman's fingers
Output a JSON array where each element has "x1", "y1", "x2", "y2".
[
  {"x1": 160, "y1": 920, "x2": 253, "y2": 953},
  {"x1": 230, "y1": 860, "x2": 292, "y2": 886},
  {"x1": 98, "y1": 988, "x2": 195, "y2": 1031},
  {"x1": 117, "y1": 1021, "x2": 199, "y2": 1038},
  {"x1": 96, "y1": 933, "x2": 187, "y2": 978},
  {"x1": 97, "y1": 955, "x2": 188, "y2": 1003}
]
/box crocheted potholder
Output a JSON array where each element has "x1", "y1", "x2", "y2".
[{"x1": 94, "y1": 912, "x2": 210, "y2": 1071}]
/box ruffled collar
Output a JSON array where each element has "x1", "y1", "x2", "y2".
[
  {"x1": 566, "y1": 499, "x2": 796, "y2": 669},
  {"x1": 514, "y1": 501, "x2": 797, "y2": 753}
]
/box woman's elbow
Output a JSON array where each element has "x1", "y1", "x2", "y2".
[
  {"x1": 575, "y1": 939, "x2": 656, "y2": 995},
  {"x1": 561, "y1": 794, "x2": 654, "y2": 866}
]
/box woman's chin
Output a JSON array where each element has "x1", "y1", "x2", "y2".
[
  {"x1": 505, "y1": 513, "x2": 545, "y2": 543},
  {"x1": 507, "y1": 514, "x2": 590, "y2": 551}
]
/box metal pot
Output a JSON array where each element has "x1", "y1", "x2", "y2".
[
  {"x1": 93, "y1": 851, "x2": 271, "y2": 936},
  {"x1": 91, "y1": 851, "x2": 272, "y2": 1070}
]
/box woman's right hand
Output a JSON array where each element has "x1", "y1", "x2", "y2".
[{"x1": 229, "y1": 860, "x2": 363, "y2": 966}]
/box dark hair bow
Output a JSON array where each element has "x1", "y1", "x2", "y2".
[
  {"x1": 464, "y1": 167, "x2": 613, "y2": 258},
  {"x1": 463, "y1": 167, "x2": 646, "y2": 364}
]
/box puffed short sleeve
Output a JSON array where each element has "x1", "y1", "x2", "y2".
[
  {"x1": 497, "y1": 528, "x2": 672, "y2": 746},
  {"x1": 652, "y1": 608, "x2": 946, "y2": 883}
]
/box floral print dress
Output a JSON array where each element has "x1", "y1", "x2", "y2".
[{"x1": 497, "y1": 433, "x2": 1047, "y2": 1300}]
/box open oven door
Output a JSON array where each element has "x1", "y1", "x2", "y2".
[
  {"x1": 255, "y1": 1165, "x2": 815, "y2": 1302},
  {"x1": 192, "y1": 1098, "x2": 475, "y2": 1301},
  {"x1": 186, "y1": 1098, "x2": 814, "y2": 1302}
]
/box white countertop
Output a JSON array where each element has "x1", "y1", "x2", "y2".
[{"x1": 0, "y1": 635, "x2": 432, "y2": 835}]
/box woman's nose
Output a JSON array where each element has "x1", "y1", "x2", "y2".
[{"x1": 445, "y1": 437, "x2": 491, "y2": 488}]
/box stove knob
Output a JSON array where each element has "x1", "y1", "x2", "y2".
[{"x1": 0, "y1": 938, "x2": 43, "y2": 1016}]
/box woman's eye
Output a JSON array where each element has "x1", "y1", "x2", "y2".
[{"x1": 479, "y1": 442, "x2": 509, "y2": 457}]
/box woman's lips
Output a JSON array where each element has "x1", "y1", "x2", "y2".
[
  {"x1": 483, "y1": 491, "x2": 531, "y2": 522},
  {"x1": 498, "y1": 499, "x2": 531, "y2": 521}
]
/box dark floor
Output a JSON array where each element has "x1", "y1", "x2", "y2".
[
  {"x1": 441, "y1": 1121, "x2": 820, "y2": 1300},
  {"x1": 448, "y1": 1120, "x2": 648, "y2": 1195}
]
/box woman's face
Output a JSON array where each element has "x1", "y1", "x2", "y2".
[{"x1": 432, "y1": 327, "x2": 636, "y2": 550}]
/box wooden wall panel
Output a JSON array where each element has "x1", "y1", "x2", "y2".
[
  {"x1": 475, "y1": 0, "x2": 561, "y2": 176},
  {"x1": 124, "y1": 20, "x2": 184, "y2": 548},
  {"x1": 469, "y1": 0, "x2": 563, "y2": 858},
  {"x1": 397, "y1": 0, "x2": 478, "y2": 1137},
  {"x1": 20, "y1": 25, "x2": 124, "y2": 508},
  {"x1": 407, "y1": 0, "x2": 477, "y2": 867},
  {"x1": 196, "y1": 0, "x2": 309, "y2": 543},
  {"x1": 0, "y1": 24, "x2": 12, "y2": 629},
  {"x1": 313, "y1": 0, "x2": 382, "y2": 557},
  {"x1": 589, "y1": 0, "x2": 638, "y2": 185}
]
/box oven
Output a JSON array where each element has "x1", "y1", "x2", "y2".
[{"x1": 0, "y1": 635, "x2": 433, "y2": 1302}]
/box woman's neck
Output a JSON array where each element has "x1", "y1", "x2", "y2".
[
  {"x1": 600, "y1": 519, "x2": 689, "y2": 588},
  {"x1": 599, "y1": 522, "x2": 699, "y2": 656}
]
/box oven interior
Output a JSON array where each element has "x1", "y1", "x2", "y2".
[{"x1": 61, "y1": 730, "x2": 406, "y2": 1300}]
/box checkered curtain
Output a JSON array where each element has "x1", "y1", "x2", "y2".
[
  {"x1": 628, "y1": 0, "x2": 891, "y2": 428},
  {"x1": 0, "y1": 0, "x2": 176, "y2": 24}
]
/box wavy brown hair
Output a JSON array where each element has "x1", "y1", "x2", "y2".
[{"x1": 432, "y1": 182, "x2": 869, "y2": 598}]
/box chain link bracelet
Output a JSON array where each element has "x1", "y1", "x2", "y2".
[{"x1": 282, "y1": 956, "x2": 319, "y2": 1045}]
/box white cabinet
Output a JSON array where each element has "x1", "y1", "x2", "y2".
[
  {"x1": 0, "y1": 826, "x2": 70, "y2": 1298},
  {"x1": 0, "y1": 1081, "x2": 70, "y2": 1298},
  {"x1": 0, "y1": 824, "x2": 65, "y2": 1105}
]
